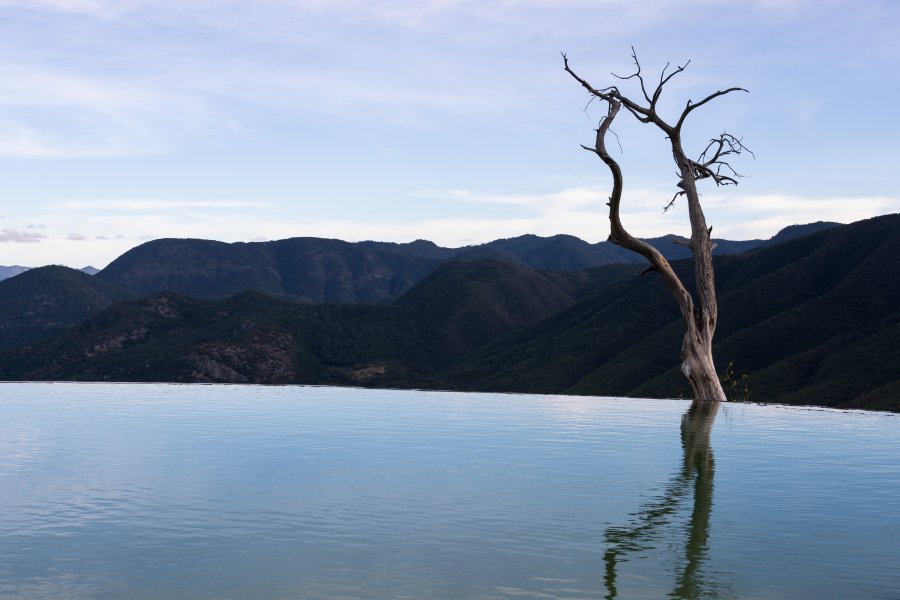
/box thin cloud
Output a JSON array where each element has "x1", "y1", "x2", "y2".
[
  {"x1": 0, "y1": 61, "x2": 182, "y2": 157},
  {"x1": 0, "y1": 229, "x2": 46, "y2": 243},
  {"x1": 8, "y1": 189, "x2": 899, "y2": 268},
  {"x1": 53, "y1": 188, "x2": 900, "y2": 252},
  {"x1": 0, "y1": 0, "x2": 797, "y2": 158},
  {"x1": 419, "y1": 186, "x2": 686, "y2": 215},
  {"x1": 0, "y1": 0, "x2": 143, "y2": 18},
  {"x1": 0, "y1": 0, "x2": 819, "y2": 35},
  {"x1": 393, "y1": 188, "x2": 900, "y2": 244},
  {"x1": 58, "y1": 199, "x2": 268, "y2": 211},
  {"x1": 703, "y1": 193, "x2": 900, "y2": 239},
  {"x1": 67, "y1": 232, "x2": 88, "y2": 241},
  {"x1": 0, "y1": 0, "x2": 891, "y2": 164},
  {"x1": 417, "y1": 187, "x2": 600, "y2": 211}
]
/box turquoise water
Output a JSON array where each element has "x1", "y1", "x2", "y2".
[{"x1": 0, "y1": 383, "x2": 898, "y2": 599}]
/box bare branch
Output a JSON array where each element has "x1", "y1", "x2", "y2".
[
  {"x1": 699, "y1": 133, "x2": 754, "y2": 166},
  {"x1": 611, "y1": 48, "x2": 690, "y2": 113},
  {"x1": 664, "y1": 190, "x2": 685, "y2": 212},
  {"x1": 659, "y1": 62, "x2": 671, "y2": 84},
  {"x1": 690, "y1": 132, "x2": 753, "y2": 186},
  {"x1": 612, "y1": 46, "x2": 652, "y2": 104},
  {"x1": 699, "y1": 138, "x2": 726, "y2": 166},
  {"x1": 622, "y1": 102, "x2": 652, "y2": 123},
  {"x1": 562, "y1": 52, "x2": 615, "y2": 102},
  {"x1": 609, "y1": 127, "x2": 624, "y2": 154},
  {"x1": 676, "y1": 87, "x2": 749, "y2": 131},
  {"x1": 671, "y1": 237, "x2": 692, "y2": 248},
  {"x1": 579, "y1": 96, "x2": 693, "y2": 326},
  {"x1": 563, "y1": 52, "x2": 670, "y2": 132},
  {"x1": 659, "y1": 59, "x2": 689, "y2": 90},
  {"x1": 651, "y1": 59, "x2": 689, "y2": 108},
  {"x1": 691, "y1": 161, "x2": 739, "y2": 186}
]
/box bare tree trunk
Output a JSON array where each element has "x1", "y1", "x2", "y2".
[
  {"x1": 674, "y1": 158, "x2": 726, "y2": 404},
  {"x1": 563, "y1": 52, "x2": 749, "y2": 406}
]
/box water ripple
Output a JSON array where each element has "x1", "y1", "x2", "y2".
[{"x1": 0, "y1": 383, "x2": 898, "y2": 599}]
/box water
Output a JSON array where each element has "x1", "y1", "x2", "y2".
[{"x1": 0, "y1": 383, "x2": 898, "y2": 599}]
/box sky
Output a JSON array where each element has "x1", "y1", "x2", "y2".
[{"x1": 1, "y1": 0, "x2": 899, "y2": 268}]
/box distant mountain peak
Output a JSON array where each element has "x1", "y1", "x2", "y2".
[{"x1": 769, "y1": 221, "x2": 841, "y2": 243}]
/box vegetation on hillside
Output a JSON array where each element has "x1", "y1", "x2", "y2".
[
  {"x1": 0, "y1": 266, "x2": 135, "y2": 350},
  {"x1": 0, "y1": 217, "x2": 893, "y2": 411},
  {"x1": 89, "y1": 226, "x2": 824, "y2": 303}
]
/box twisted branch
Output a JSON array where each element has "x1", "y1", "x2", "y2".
[
  {"x1": 676, "y1": 87, "x2": 749, "y2": 131},
  {"x1": 563, "y1": 51, "x2": 747, "y2": 138},
  {"x1": 690, "y1": 133, "x2": 754, "y2": 186}
]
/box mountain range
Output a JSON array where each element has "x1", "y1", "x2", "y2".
[
  {"x1": 0, "y1": 265, "x2": 31, "y2": 281},
  {"x1": 90, "y1": 224, "x2": 837, "y2": 303},
  {"x1": 0, "y1": 217, "x2": 896, "y2": 411},
  {"x1": 0, "y1": 265, "x2": 98, "y2": 282},
  {"x1": 1, "y1": 222, "x2": 838, "y2": 300},
  {"x1": 0, "y1": 223, "x2": 834, "y2": 350}
]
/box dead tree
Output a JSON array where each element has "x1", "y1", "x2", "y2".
[{"x1": 563, "y1": 49, "x2": 750, "y2": 405}]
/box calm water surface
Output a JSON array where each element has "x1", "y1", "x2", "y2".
[{"x1": 0, "y1": 383, "x2": 898, "y2": 599}]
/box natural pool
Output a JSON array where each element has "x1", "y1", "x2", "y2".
[{"x1": 0, "y1": 383, "x2": 898, "y2": 599}]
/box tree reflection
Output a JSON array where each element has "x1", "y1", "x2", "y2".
[{"x1": 603, "y1": 402, "x2": 732, "y2": 599}]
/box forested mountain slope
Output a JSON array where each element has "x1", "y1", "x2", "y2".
[
  {"x1": 448, "y1": 214, "x2": 900, "y2": 410},
  {"x1": 2, "y1": 217, "x2": 891, "y2": 411},
  {"x1": 0, "y1": 266, "x2": 135, "y2": 350},
  {"x1": 92, "y1": 223, "x2": 837, "y2": 302}
]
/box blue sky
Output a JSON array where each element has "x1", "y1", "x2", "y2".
[{"x1": 1, "y1": 0, "x2": 899, "y2": 268}]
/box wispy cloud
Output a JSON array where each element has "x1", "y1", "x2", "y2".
[
  {"x1": 0, "y1": 0, "x2": 841, "y2": 158},
  {"x1": 701, "y1": 193, "x2": 900, "y2": 239},
  {"x1": 2, "y1": 0, "x2": 899, "y2": 270},
  {"x1": 57, "y1": 199, "x2": 267, "y2": 211},
  {"x1": 70, "y1": 189, "x2": 900, "y2": 247},
  {"x1": 0, "y1": 0, "x2": 145, "y2": 18},
  {"x1": 417, "y1": 187, "x2": 603, "y2": 211},
  {"x1": 0, "y1": 59, "x2": 194, "y2": 157},
  {"x1": 34, "y1": 187, "x2": 900, "y2": 253},
  {"x1": 0, "y1": 0, "x2": 826, "y2": 34},
  {"x1": 6, "y1": 187, "x2": 899, "y2": 269},
  {"x1": 66, "y1": 232, "x2": 88, "y2": 241},
  {"x1": 0, "y1": 229, "x2": 46, "y2": 243},
  {"x1": 413, "y1": 187, "x2": 900, "y2": 243}
]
